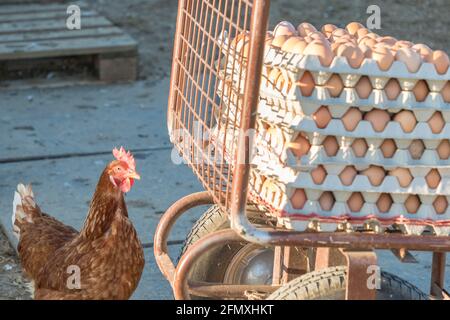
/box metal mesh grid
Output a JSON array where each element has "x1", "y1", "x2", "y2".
[{"x1": 168, "y1": 0, "x2": 254, "y2": 211}]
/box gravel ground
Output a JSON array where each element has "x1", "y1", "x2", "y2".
[
  {"x1": 1, "y1": 0, "x2": 450, "y2": 300},
  {"x1": 0, "y1": 228, "x2": 31, "y2": 300}
]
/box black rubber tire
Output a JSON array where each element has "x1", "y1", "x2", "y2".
[
  {"x1": 267, "y1": 266, "x2": 430, "y2": 300},
  {"x1": 178, "y1": 205, "x2": 271, "y2": 299}
]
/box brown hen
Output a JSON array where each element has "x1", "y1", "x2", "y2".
[{"x1": 12, "y1": 147, "x2": 145, "y2": 300}]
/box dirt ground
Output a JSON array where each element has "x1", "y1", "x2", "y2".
[{"x1": 1, "y1": 0, "x2": 450, "y2": 300}]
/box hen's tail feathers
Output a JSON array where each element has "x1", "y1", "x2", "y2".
[{"x1": 12, "y1": 184, "x2": 40, "y2": 240}]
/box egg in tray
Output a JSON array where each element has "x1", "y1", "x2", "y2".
[{"x1": 214, "y1": 21, "x2": 450, "y2": 236}]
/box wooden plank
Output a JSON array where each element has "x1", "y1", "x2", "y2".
[
  {"x1": 0, "y1": 34, "x2": 137, "y2": 60},
  {"x1": 0, "y1": 3, "x2": 88, "y2": 15},
  {"x1": 0, "y1": 16, "x2": 113, "y2": 34},
  {"x1": 0, "y1": 26, "x2": 124, "y2": 43},
  {"x1": 0, "y1": 10, "x2": 98, "y2": 23}
]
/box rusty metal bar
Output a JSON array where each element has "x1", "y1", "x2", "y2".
[
  {"x1": 173, "y1": 229, "x2": 246, "y2": 299},
  {"x1": 343, "y1": 250, "x2": 377, "y2": 300},
  {"x1": 154, "y1": 191, "x2": 214, "y2": 284},
  {"x1": 229, "y1": 0, "x2": 270, "y2": 232},
  {"x1": 315, "y1": 247, "x2": 332, "y2": 270},
  {"x1": 430, "y1": 252, "x2": 447, "y2": 298},
  {"x1": 167, "y1": 0, "x2": 188, "y2": 135},
  {"x1": 189, "y1": 281, "x2": 279, "y2": 299}
]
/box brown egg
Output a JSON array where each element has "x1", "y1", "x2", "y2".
[
  {"x1": 271, "y1": 35, "x2": 290, "y2": 48},
  {"x1": 325, "y1": 74, "x2": 344, "y2": 97},
  {"x1": 309, "y1": 31, "x2": 327, "y2": 42},
  {"x1": 331, "y1": 28, "x2": 349, "y2": 40},
  {"x1": 297, "y1": 71, "x2": 315, "y2": 97},
  {"x1": 364, "y1": 109, "x2": 391, "y2": 132},
  {"x1": 408, "y1": 139, "x2": 425, "y2": 159},
  {"x1": 359, "y1": 44, "x2": 372, "y2": 58},
  {"x1": 412, "y1": 43, "x2": 433, "y2": 61},
  {"x1": 405, "y1": 195, "x2": 421, "y2": 214},
  {"x1": 356, "y1": 28, "x2": 369, "y2": 39},
  {"x1": 431, "y1": 50, "x2": 450, "y2": 74},
  {"x1": 336, "y1": 43, "x2": 365, "y2": 68},
  {"x1": 371, "y1": 46, "x2": 394, "y2": 71},
  {"x1": 346, "y1": 22, "x2": 364, "y2": 36},
  {"x1": 268, "y1": 68, "x2": 282, "y2": 87},
  {"x1": 384, "y1": 78, "x2": 402, "y2": 100},
  {"x1": 393, "y1": 110, "x2": 416, "y2": 133},
  {"x1": 264, "y1": 34, "x2": 274, "y2": 50},
  {"x1": 297, "y1": 22, "x2": 317, "y2": 37},
  {"x1": 330, "y1": 39, "x2": 349, "y2": 54},
  {"x1": 291, "y1": 188, "x2": 307, "y2": 209},
  {"x1": 290, "y1": 134, "x2": 311, "y2": 158},
  {"x1": 303, "y1": 40, "x2": 334, "y2": 67},
  {"x1": 377, "y1": 193, "x2": 393, "y2": 213},
  {"x1": 395, "y1": 40, "x2": 414, "y2": 48},
  {"x1": 395, "y1": 48, "x2": 422, "y2": 73},
  {"x1": 433, "y1": 196, "x2": 448, "y2": 214},
  {"x1": 377, "y1": 36, "x2": 397, "y2": 46},
  {"x1": 313, "y1": 106, "x2": 332, "y2": 129},
  {"x1": 361, "y1": 165, "x2": 385, "y2": 186},
  {"x1": 273, "y1": 21, "x2": 297, "y2": 37},
  {"x1": 358, "y1": 36, "x2": 378, "y2": 48},
  {"x1": 281, "y1": 36, "x2": 308, "y2": 54},
  {"x1": 347, "y1": 192, "x2": 364, "y2": 212},
  {"x1": 426, "y1": 169, "x2": 441, "y2": 189},
  {"x1": 319, "y1": 191, "x2": 335, "y2": 211},
  {"x1": 380, "y1": 139, "x2": 397, "y2": 158},
  {"x1": 413, "y1": 80, "x2": 429, "y2": 102},
  {"x1": 365, "y1": 32, "x2": 380, "y2": 39},
  {"x1": 342, "y1": 107, "x2": 362, "y2": 131},
  {"x1": 428, "y1": 111, "x2": 445, "y2": 134},
  {"x1": 311, "y1": 165, "x2": 327, "y2": 185},
  {"x1": 389, "y1": 168, "x2": 413, "y2": 187},
  {"x1": 441, "y1": 81, "x2": 450, "y2": 103},
  {"x1": 355, "y1": 76, "x2": 373, "y2": 99},
  {"x1": 351, "y1": 138, "x2": 368, "y2": 157},
  {"x1": 339, "y1": 166, "x2": 358, "y2": 186},
  {"x1": 323, "y1": 136, "x2": 339, "y2": 156},
  {"x1": 321, "y1": 24, "x2": 337, "y2": 38},
  {"x1": 437, "y1": 140, "x2": 450, "y2": 159},
  {"x1": 303, "y1": 35, "x2": 313, "y2": 43}
]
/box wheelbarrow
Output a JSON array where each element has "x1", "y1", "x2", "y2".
[{"x1": 154, "y1": 0, "x2": 450, "y2": 300}]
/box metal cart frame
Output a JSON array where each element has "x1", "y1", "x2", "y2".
[{"x1": 154, "y1": 0, "x2": 450, "y2": 300}]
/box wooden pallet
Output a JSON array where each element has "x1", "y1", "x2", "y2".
[{"x1": 0, "y1": 2, "x2": 138, "y2": 83}]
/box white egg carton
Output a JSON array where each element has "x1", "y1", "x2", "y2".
[
  {"x1": 264, "y1": 47, "x2": 450, "y2": 89},
  {"x1": 210, "y1": 121, "x2": 450, "y2": 235},
  {"x1": 259, "y1": 79, "x2": 450, "y2": 114},
  {"x1": 256, "y1": 166, "x2": 450, "y2": 195},
  {"x1": 248, "y1": 172, "x2": 450, "y2": 235}
]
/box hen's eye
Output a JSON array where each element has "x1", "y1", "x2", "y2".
[{"x1": 116, "y1": 167, "x2": 121, "y2": 171}]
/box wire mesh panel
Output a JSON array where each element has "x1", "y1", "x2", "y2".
[{"x1": 168, "y1": 0, "x2": 255, "y2": 211}]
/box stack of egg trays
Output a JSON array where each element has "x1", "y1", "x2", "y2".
[{"x1": 222, "y1": 38, "x2": 450, "y2": 234}]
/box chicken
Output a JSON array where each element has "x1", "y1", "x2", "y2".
[{"x1": 12, "y1": 147, "x2": 145, "y2": 300}]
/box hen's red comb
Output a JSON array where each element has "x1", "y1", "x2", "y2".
[{"x1": 112, "y1": 147, "x2": 136, "y2": 170}]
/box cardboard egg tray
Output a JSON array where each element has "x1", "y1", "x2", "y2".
[
  {"x1": 258, "y1": 74, "x2": 450, "y2": 113},
  {"x1": 218, "y1": 78, "x2": 450, "y2": 169},
  {"x1": 214, "y1": 33, "x2": 450, "y2": 236},
  {"x1": 209, "y1": 119, "x2": 450, "y2": 235},
  {"x1": 248, "y1": 170, "x2": 450, "y2": 236},
  {"x1": 263, "y1": 47, "x2": 450, "y2": 90}
]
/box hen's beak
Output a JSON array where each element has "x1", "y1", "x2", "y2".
[{"x1": 127, "y1": 171, "x2": 141, "y2": 180}]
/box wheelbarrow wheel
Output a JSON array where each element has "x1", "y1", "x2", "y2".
[
  {"x1": 178, "y1": 205, "x2": 276, "y2": 299},
  {"x1": 267, "y1": 266, "x2": 430, "y2": 300}
]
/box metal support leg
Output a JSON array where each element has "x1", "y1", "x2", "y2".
[
  {"x1": 343, "y1": 250, "x2": 377, "y2": 300},
  {"x1": 430, "y1": 252, "x2": 448, "y2": 299}
]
